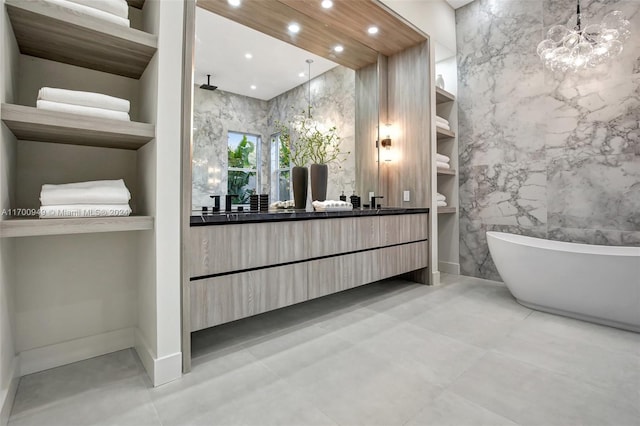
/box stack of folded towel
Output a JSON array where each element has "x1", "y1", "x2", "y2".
[
  {"x1": 312, "y1": 200, "x2": 353, "y2": 212},
  {"x1": 39, "y1": 179, "x2": 132, "y2": 219},
  {"x1": 436, "y1": 153, "x2": 451, "y2": 169},
  {"x1": 436, "y1": 192, "x2": 447, "y2": 207},
  {"x1": 436, "y1": 115, "x2": 451, "y2": 131},
  {"x1": 45, "y1": 0, "x2": 130, "y2": 26},
  {"x1": 37, "y1": 87, "x2": 131, "y2": 121}
]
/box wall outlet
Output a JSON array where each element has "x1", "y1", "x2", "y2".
[
  {"x1": 368, "y1": 192, "x2": 374, "y2": 201},
  {"x1": 403, "y1": 190, "x2": 410, "y2": 202}
]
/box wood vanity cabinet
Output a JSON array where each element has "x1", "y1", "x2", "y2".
[{"x1": 189, "y1": 213, "x2": 428, "y2": 331}]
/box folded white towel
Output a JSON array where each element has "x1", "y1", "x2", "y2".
[
  {"x1": 312, "y1": 200, "x2": 353, "y2": 211},
  {"x1": 436, "y1": 122, "x2": 451, "y2": 131},
  {"x1": 437, "y1": 200, "x2": 447, "y2": 207},
  {"x1": 436, "y1": 153, "x2": 450, "y2": 164},
  {"x1": 437, "y1": 161, "x2": 451, "y2": 169},
  {"x1": 37, "y1": 100, "x2": 131, "y2": 121},
  {"x1": 66, "y1": 0, "x2": 129, "y2": 19},
  {"x1": 38, "y1": 87, "x2": 130, "y2": 113},
  {"x1": 436, "y1": 193, "x2": 446, "y2": 201},
  {"x1": 39, "y1": 204, "x2": 131, "y2": 218},
  {"x1": 436, "y1": 116, "x2": 450, "y2": 125},
  {"x1": 40, "y1": 179, "x2": 131, "y2": 206},
  {"x1": 44, "y1": 0, "x2": 130, "y2": 26}
]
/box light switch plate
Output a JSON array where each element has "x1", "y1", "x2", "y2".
[{"x1": 403, "y1": 190, "x2": 410, "y2": 202}]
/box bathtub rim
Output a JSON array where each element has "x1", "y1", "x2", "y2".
[{"x1": 486, "y1": 231, "x2": 640, "y2": 257}]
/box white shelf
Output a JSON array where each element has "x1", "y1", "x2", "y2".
[
  {"x1": 0, "y1": 216, "x2": 153, "y2": 238},
  {"x1": 1, "y1": 104, "x2": 155, "y2": 150},
  {"x1": 436, "y1": 87, "x2": 455, "y2": 104},
  {"x1": 5, "y1": 0, "x2": 157, "y2": 79},
  {"x1": 437, "y1": 167, "x2": 456, "y2": 176}
]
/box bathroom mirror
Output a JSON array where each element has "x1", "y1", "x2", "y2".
[{"x1": 191, "y1": 5, "x2": 380, "y2": 210}]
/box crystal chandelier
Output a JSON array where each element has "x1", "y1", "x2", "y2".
[{"x1": 537, "y1": 0, "x2": 630, "y2": 72}]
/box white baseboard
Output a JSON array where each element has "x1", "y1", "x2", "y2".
[
  {"x1": 439, "y1": 261, "x2": 460, "y2": 275},
  {"x1": 134, "y1": 328, "x2": 181, "y2": 387},
  {"x1": 0, "y1": 356, "x2": 19, "y2": 426},
  {"x1": 430, "y1": 270, "x2": 441, "y2": 286},
  {"x1": 19, "y1": 328, "x2": 135, "y2": 377}
]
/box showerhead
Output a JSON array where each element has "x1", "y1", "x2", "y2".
[{"x1": 200, "y1": 74, "x2": 218, "y2": 91}]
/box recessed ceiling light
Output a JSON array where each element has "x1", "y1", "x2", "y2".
[
  {"x1": 288, "y1": 23, "x2": 300, "y2": 33},
  {"x1": 334, "y1": 45, "x2": 344, "y2": 53},
  {"x1": 250, "y1": 85, "x2": 257, "y2": 90},
  {"x1": 227, "y1": 0, "x2": 241, "y2": 7},
  {"x1": 321, "y1": 0, "x2": 333, "y2": 8},
  {"x1": 298, "y1": 72, "x2": 305, "y2": 77},
  {"x1": 367, "y1": 26, "x2": 379, "y2": 35},
  {"x1": 245, "y1": 53, "x2": 253, "y2": 59}
]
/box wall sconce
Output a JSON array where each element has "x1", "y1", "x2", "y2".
[{"x1": 377, "y1": 123, "x2": 394, "y2": 162}]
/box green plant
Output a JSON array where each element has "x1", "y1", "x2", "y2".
[
  {"x1": 274, "y1": 116, "x2": 308, "y2": 167},
  {"x1": 273, "y1": 108, "x2": 349, "y2": 167}
]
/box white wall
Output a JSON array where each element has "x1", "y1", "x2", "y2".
[
  {"x1": 0, "y1": 0, "x2": 19, "y2": 422},
  {"x1": 381, "y1": 0, "x2": 457, "y2": 59},
  {"x1": 135, "y1": 0, "x2": 183, "y2": 386}
]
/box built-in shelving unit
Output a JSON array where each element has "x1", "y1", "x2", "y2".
[
  {"x1": 0, "y1": 216, "x2": 153, "y2": 238},
  {"x1": 5, "y1": 0, "x2": 157, "y2": 79},
  {"x1": 433, "y1": 83, "x2": 459, "y2": 276},
  {"x1": 0, "y1": 0, "x2": 183, "y2": 388},
  {"x1": 1, "y1": 104, "x2": 155, "y2": 150}
]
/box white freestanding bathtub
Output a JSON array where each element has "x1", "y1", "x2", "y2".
[{"x1": 487, "y1": 231, "x2": 640, "y2": 332}]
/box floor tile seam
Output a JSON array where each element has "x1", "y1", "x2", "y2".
[
  {"x1": 134, "y1": 374, "x2": 164, "y2": 426},
  {"x1": 398, "y1": 384, "x2": 450, "y2": 426},
  {"x1": 498, "y1": 324, "x2": 640, "y2": 361},
  {"x1": 487, "y1": 348, "x2": 640, "y2": 406}
]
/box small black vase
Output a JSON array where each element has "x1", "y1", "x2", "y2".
[
  {"x1": 292, "y1": 166, "x2": 308, "y2": 209},
  {"x1": 310, "y1": 163, "x2": 328, "y2": 202}
]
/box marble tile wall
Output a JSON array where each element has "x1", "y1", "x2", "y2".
[
  {"x1": 456, "y1": 0, "x2": 640, "y2": 280},
  {"x1": 192, "y1": 66, "x2": 356, "y2": 210},
  {"x1": 267, "y1": 66, "x2": 356, "y2": 199}
]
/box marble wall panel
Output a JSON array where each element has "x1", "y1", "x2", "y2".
[{"x1": 456, "y1": 0, "x2": 640, "y2": 279}]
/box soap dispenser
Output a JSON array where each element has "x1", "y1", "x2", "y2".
[{"x1": 339, "y1": 191, "x2": 347, "y2": 202}]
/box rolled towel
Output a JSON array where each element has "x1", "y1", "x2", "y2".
[
  {"x1": 436, "y1": 161, "x2": 451, "y2": 169},
  {"x1": 437, "y1": 200, "x2": 447, "y2": 207},
  {"x1": 436, "y1": 115, "x2": 450, "y2": 125},
  {"x1": 43, "y1": 0, "x2": 130, "y2": 26},
  {"x1": 436, "y1": 153, "x2": 450, "y2": 163},
  {"x1": 38, "y1": 87, "x2": 130, "y2": 113},
  {"x1": 66, "y1": 0, "x2": 129, "y2": 19},
  {"x1": 37, "y1": 100, "x2": 130, "y2": 121},
  {"x1": 40, "y1": 179, "x2": 131, "y2": 206},
  {"x1": 39, "y1": 204, "x2": 132, "y2": 218},
  {"x1": 436, "y1": 193, "x2": 446, "y2": 201}
]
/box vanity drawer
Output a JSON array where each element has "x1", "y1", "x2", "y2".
[
  {"x1": 379, "y1": 214, "x2": 428, "y2": 246},
  {"x1": 190, "y1": 263, "x2": 307, "y2": 331},
  {"x1": 190, "y1": 221, "x2": 309, "y2": 276},
  {"x1": 378, "y1": 240, "x2": 429, "y2": 279},
  {"x1": 307, "y1": 250, "x2": 380, "y2": 299},
  {"x1": 306, "y1": 216, "x2": 379, "y2": 258}
]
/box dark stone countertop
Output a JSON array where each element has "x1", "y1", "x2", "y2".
[{"x1": 190, "y1": 207, "x2": 429, "y2": 226}]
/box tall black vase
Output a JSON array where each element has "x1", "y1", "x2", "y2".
[
  {"x1": 310, "y1": 163, "x2": 328, "y2": 202},
  {"x1": 292, "y1": 166, "x2": 308, "y2": 210}
]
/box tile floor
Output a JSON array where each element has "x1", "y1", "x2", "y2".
[{"x1": 8, "y1": 274, "x2": 640, "y2": 426}]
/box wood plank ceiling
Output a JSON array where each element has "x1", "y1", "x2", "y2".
[{"x1": 196, "y1": 0, "x2": 427, "y2": 70}]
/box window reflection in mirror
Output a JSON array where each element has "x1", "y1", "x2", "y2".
[{"x1": 270, "y1": 133, "x2": 291, "y2": 202}]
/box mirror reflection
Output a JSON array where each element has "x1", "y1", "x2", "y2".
[{"x1": 191, "y1": 7, "x2": 361, "y2": 210}]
